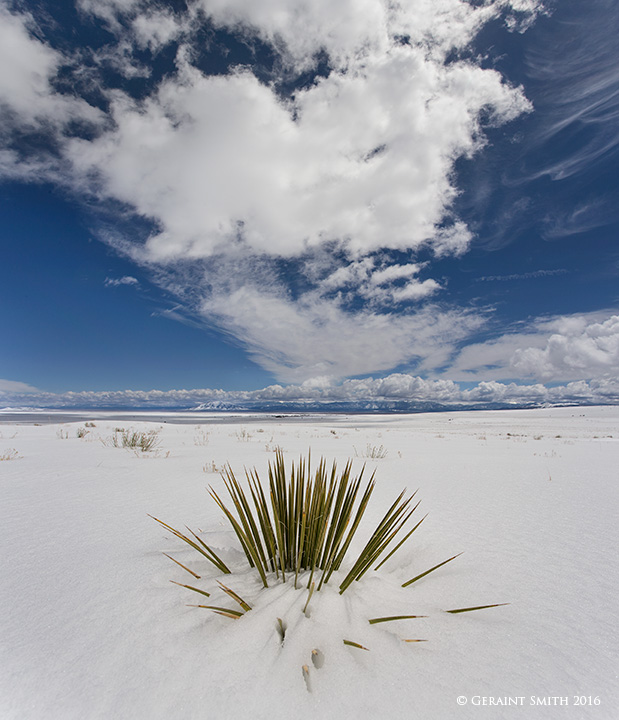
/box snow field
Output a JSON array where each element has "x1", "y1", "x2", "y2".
[{"x1": 0, "y1": 407, "x2": 617, "y2": 719}]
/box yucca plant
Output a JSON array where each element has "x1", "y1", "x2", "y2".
[
  {"x1": 153, "y1": 449, "x2": 428, "y2": 595},
  {"x1": 154, "y1": 450, "x2": 508, "y2": 665}
]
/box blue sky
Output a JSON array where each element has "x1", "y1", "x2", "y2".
[{"x1": 1, "y1": 0, "x2": 618, "y2": 409}]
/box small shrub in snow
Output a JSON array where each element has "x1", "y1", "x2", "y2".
[
  {"x1": 235, "y1": 428, "x2": 252, "y2": 441},
  {"x1": 106, "y1": 428, "x2": 160, "y2": 452},
  {"x1": 203, "y1": 461, "x2": 223, "y2": 474},
  {"x1": 194, "y1": 428, "x2": 210, "y2": 446},
  {"x1": 0, "y1": 448, "x2": 20, "y2": 461},
  {"x1": 355, "y1": 443, "x2": 388, "y2": 459}
]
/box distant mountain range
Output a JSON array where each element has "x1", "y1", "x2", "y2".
[{"x1": 2, "y1": 398, "x2": 598, "y2": 416}]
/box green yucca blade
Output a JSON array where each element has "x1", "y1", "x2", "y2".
[
  {"x1": 306, "y1": 470, "x2": 335, "y2": 578},
  {"x1": 187, "y1": 527, "x2": 232, "y2": 574},
  {"x1": 294, "y1": 508, "x2": 307, "y2": 588},
  {"x1": 217, "y1": 581, "x2": 252, "y2": 612},
  {"x1": 302, "y1": 466, "x2": 328, "y2": 588},
  {"x1": 223, "y1": 470, "x2": 270, "y2": 574},
  {"x1": 290, "y1": 457, "x2": 307, "y2": 570},
  {"x1": 330, "y1": 468, "x2": 372, "y2": 573},
  {"x1": 291, "y1": 464, "x2": 303, "y2": 586},
  {"x1": 247, "y1": 470, "x2": 279, "y2": 574},
  {"x1": 187, "y1": 604, "x2": 244, "y2": 618},
  {"x1": 212, "y1": 610, "x2": 240, "y2": 619},
  {"x1": 368, "y1": 614, "x2": 427, "y2": 624},
  {"x1": 402, "y1": 552, "x2": 463, "y2": 588},
  {"x1": 268, "y1": 452, "x2": 290, "y2": 580},
  {"x1": 338, "y1": 485, "x2": 412, "y2": 593},
  {"x1": 373, "y1": 505, "x2": 424, "y2": 571},
  {"x1": 239, "y1": 473, "x2": 272, "y2": 571},
  {"x1": 316, "y1": 463, "x2": 356, "y2": 590},
  {"x1": 302, "y1": 581, "x2": 315, "y2": 615},
  {"x1": 307, "y1": 462, "x2": 328, "y2": 569},
  {"x1": 170, "y1": 581, "x2": 211, "y2": 598},
  {"x1": 209, "y1": 485, "x2": 269, "y2": 587},
  {"x1": 326, "y1": 472, "x2": 377, "y2": 590},
  {"x1": 345, "y1": 495, "x2": 415, "y2": 585},
  {"x1": 162, "y1": 553, "x2": 201, "y2": 579},
  {"x1": 218, "y1": 476, "x2": 260, "y2": 567},
  {"x1": 269, "y1": 485, "x2": 287, "y2": 582},
  {"x1": 357, "y1": 510, "x2": 414, "y2": 577},
  {"x1": 271, "y1": 451, "x2": 291, "y2": 552},
  {"x1": 445, "y1": 603, "x2": 510, "y2": 614},
  {"x1": 317, "y1": 462, "x2": 349, "y2": 566},
  {"x1": 343, "y1": 639, "x2": 369, "y2": 650},
  {"x1": 315, "y1": 460, "x2": 339, "y2": 565},
  {"x1": 149, "y1": 515, "x2": 230, "y2": 574}
]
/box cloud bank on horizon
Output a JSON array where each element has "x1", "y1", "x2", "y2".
[
  {"x1": 1, "y1": 0, "x2": 619, "y2": 402},
  {"x1": 2, "y1": 368, "x2": 619, "y2": 411}
]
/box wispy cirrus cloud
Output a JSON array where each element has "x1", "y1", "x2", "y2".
[
  {"x1": 202, "y1": 284, "x2": 483, "y2": 383},
  {"x1": 523, "y1": 1, "x2": 619, "y2": 184},
  {"x1": 475, "y1": 269, "x2": 568, "y2": 282},
  {"x1": 104, "y1": 276, "x2": 139, "y2": 287}
]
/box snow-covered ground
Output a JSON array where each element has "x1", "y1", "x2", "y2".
[{"x1": 0, "y1": 407, "x2": 617, "y2": 719}]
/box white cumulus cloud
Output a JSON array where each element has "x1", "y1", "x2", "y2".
[
  {"x1": 445, "y1": 311, "x2": 619, "y2": 383},
  {"x1": 1, "y1": 0, "x2": 544, "y2": 383},
  {"x1": 0, "y1": 4, "x2": 101, "y2": 132},
  {"x1": 511, "y1": 314, "x2": 619, "y2": 380},
  {"x1": 2, "y1": 373, "x2": 619, "y2": 410}
]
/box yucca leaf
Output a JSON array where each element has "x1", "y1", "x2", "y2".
[
  {"x1": 402, "y1": 552, "x2": 463, "y2": 588},
  {"x1": 247, "y1": 469, "x2": 279, "y2": 574},
  {"x1": 162, "y1": 553, "x2": 201, "y2": 579},
  {"x1": 368, "y1": 614, "x2": 427, "y2": 624},
  {"x1": 343, "y1": 639, "x2": 369, "y2": 650},
  {"x1": 170, "y1": 581, "x2": 210, "y2": 598},
  {"x1": 338, "y1": 484, "x2": 413, "y2": 593},
  {"x1": 186, "y1": 527, "x2": 232, "y2": 574},
  {"x1": 217, "y1": 581, "x2": 252, "y2": 612},
  {"x1": 373, "y1": 505, "x2": 424, "y2": 571},
  {"x1": 402, "y1": 639, "x2": 427, "y2": 643},
  {"x1": 302, "y1": 581, "x2": 315, "y2": 616},
  {"x1": 187, "y1": 604, "x2": 244, "y2": 618},
  {"x1": 222, "y1": 470, "x2": 270, "y2": 575},
  {"x1": 445, "y1": 603, "x2": 510, "y2": 614},
  {"x1": 345, "y1": 500, "x2": 415, "y2": 585},
  {"x1": 149, "y1": 515, "x2": 230, "y2": 574},
  {"x1": 209, "y1": 486, "x2": 269, "y2": 587}
]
